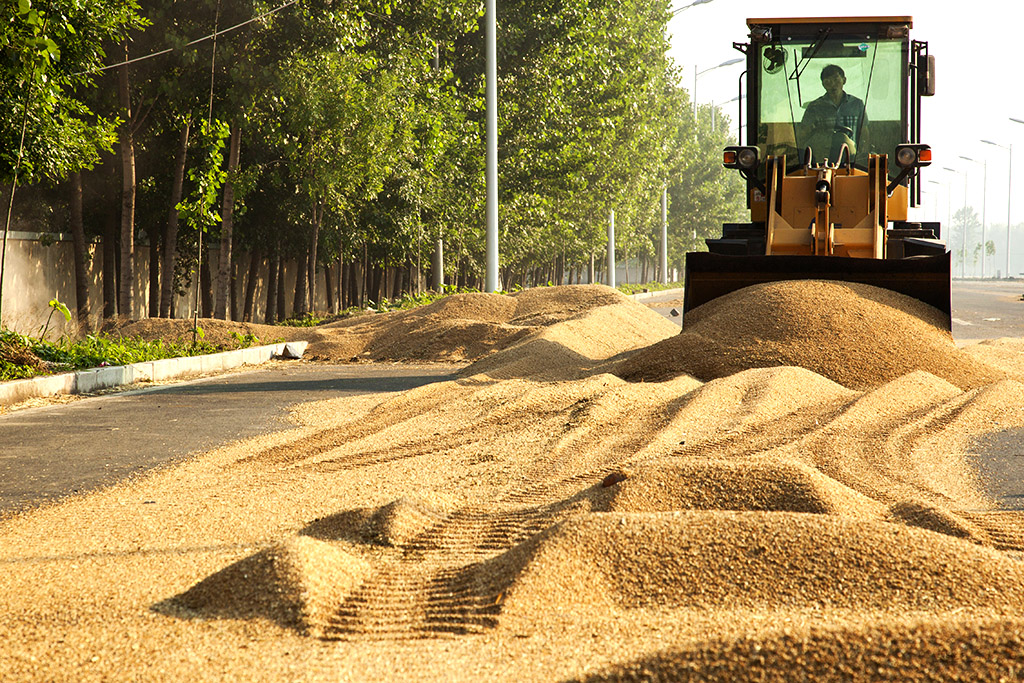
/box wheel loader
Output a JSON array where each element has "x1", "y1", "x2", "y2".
[{"x1": 683, "y1": 16, "x2": 951, "y2": 328}]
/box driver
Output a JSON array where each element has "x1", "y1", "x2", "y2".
[{"x1": 800, "y1": 64, "x2": 867, "y2": 163}]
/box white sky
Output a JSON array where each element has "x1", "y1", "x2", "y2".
[{"x1": 667, "y1": 0, "x2": 1024, "y2": 247}]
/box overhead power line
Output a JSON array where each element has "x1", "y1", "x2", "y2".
[{"x1": 76, "y1": 0, "x2": 300, "y2": 75}]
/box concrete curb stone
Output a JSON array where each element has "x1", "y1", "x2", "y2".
[{"x1": 0, "y1": 341, "x2": 306, "y2": 408}]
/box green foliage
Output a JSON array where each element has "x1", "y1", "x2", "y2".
[
  {"x1": 0, "y1": 328, "x2": 43, "y2": 380},
  {"x1": 667, "y1": 102, "x2": 748, "y2": 261},
  {"x1": 39, "y1": 297, "x2": 72, "y2": 339},
  {"x1": 0, "y1": 0, "x2": 145, "y2": 183},
  {"x1": 0, "y1": 325, "x2": 266, "y2": 381},
  {"x1": 31, "y1": 333, "x2": 221, "y2": 370},
  {"x1": 277, "y1": 312, "x2": 327, "y2": 327},
  {"x1": 177, "y1": 118, "x2": 230, "y2": 236},
  {"x1": 230, "y1": 331, "x2": 260, "y2": 348},
  {"x1": 276, "y1": 285, "x2": 481, "y2": 326},
  {"x1": 616, "y1": 282, "x2": 684, "y2": 295},
  {"x1": 8, "y1": 0, "x2": 744, "y2": 306}
]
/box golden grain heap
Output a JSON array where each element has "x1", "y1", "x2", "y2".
[{"x1": 3, "y1": 282, "x2": 1024, "y2": 681}]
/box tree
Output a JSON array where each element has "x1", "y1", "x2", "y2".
[
  {"x1": 667, "y1": 102, "x2": 747, "y2": 271},
  {"x1": 952, "y1": 206, "x2": 981, "y2": 277},
  {"x1": 0, "y1": 0, "x2": 143, "y2": 326}
]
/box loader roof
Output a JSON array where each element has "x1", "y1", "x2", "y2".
[{"x1": 747, "y1": 16, "x2": 913, "y2": 27}]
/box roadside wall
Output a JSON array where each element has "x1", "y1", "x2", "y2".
[{"x1": 0, "y1": 232, "x2": 332, "y2": 338}]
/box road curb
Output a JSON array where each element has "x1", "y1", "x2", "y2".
[
  {"x1": 628, "y1": 288, "x2": 684, "y2": 301},
  {"x1": 0, "y1": 341, "x2": 308, "y2": 407}
]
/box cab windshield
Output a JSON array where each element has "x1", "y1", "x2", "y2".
[{"x1": 756, "y1": 31, "x2": 906, "y2": 176}]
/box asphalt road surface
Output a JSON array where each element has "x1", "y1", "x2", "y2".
[
  {"x1": 0, "y1": 363, "x2": 460, "y2": 513},
  {"x1": 951, "y1": 279, "x2": 1024, "y2": 342},
  {"x1": 2, "y1": 279, "x2": 1022, "y2": 514}
]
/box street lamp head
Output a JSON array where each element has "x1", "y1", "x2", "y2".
[
  {"x1": 959, "y1": 155, "x2": 975, "y2": 162},
  {"x1": 671, "y1": 0, "x2": 713, "y2": 15},
  {"x1": 1011, "y1": 117, "x2": 1024, "y2": 125}
]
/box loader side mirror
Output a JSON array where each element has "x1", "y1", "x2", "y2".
[{"x1": 919, "y1": 54, "x2": 936, "y2": 96}]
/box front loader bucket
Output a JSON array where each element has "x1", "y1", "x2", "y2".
[{"x1": 682, "y1": 252, "x2": 951, "y2": 330}]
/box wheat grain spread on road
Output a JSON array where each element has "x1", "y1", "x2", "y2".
[{"x1": 4, "y1": 282, "x2": 1024, "y2": 681}]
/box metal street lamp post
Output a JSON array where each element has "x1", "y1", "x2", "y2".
[
  {"x1": 927, "y1": 179, "x2": 944, "y2": 227},
  {"x1": 982, "y1": 138, "x2": 1013, "y2": 278},
  {"x1": 484, "y1": 0, "x2": 498, "y2": 292},
  {"x1": 943, "y1": 167, "x2": 968, "y2": 279},
  {"x1": 660, "y1": 190, "x2": 668, "y2": 284},
  {"x1": 959, "y1": 155, "x2": 986, "y2": 277},
  {"x1": 711, "y1": 94, "x2": 740, "y2": 133},
  {"x1": 694, "y1": 58, "x2": 743, "y2": 119}
]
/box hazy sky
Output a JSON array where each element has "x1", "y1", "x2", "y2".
[{"x1": 667, "y1": 0, "x2": 1024, "y2": 251}]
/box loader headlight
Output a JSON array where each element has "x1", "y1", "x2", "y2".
[
  {"x1": 724, "y1": 146, "x2": 759, "y2": 170},
  {"x1": 895, "y1": 144, "x2": 932, "y2": 168}
]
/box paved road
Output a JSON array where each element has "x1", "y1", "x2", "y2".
[
  {"x1": 0, "y1": 363, "x2": 460, "y2": 513},
  {"x1": 951, "y1": 279, "x2": 1024, "y2": 342}
]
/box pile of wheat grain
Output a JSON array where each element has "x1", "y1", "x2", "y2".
[
  {"x1": 4, "y1": 281, "x2": 1024, "y2": 681},
  {"x1": 617, "y1": 280, "x2": 1003, "y2": 390}
]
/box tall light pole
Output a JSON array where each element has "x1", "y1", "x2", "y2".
[
  {"x1": 1012, "y1": 116, "x2": 1024, "y2": 276},
  {"x1": 711, "y1": 95, "x2": 740, "y2": 133},
  {"x1": 694, "y1": 58, "x2": 743, "y2": 119},
  {"x1": 660, "y1": 190, "x2": 668, "y2": 285},
  {"x1": 982, "y1": 138, "x2": 1013, "y2": 278},
  {"x1": 927, "y1": 179, "x2": 944, "y2": 226},
  {"x1": 607, "y1": 209, "x2": 615, "y2": 288},
  {"x1": 960, "y1": 155, "x2": 986, "y2": 277},
  {"x1": 484, "y1": 0, "x2": 499, "y2": 292},
  {"x1": 943, "y1": 167, "x2": 968, "y2": 279}
]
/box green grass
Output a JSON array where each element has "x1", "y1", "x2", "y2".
[
  {"x1": 0, "y1": 328, "x2": 226, "y2": 382},
  {"x1": 616, "y1": 281, "x2": 685, "y2": 295},
  {"x1": 276, "y1": 286, "x2": 478, "y2": 327}
]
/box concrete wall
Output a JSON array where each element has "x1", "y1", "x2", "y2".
[{"x1": 0, "y1": 232, "x2": 335, "y2": 338}]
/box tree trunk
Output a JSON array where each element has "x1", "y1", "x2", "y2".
[
  {"x1": 117, "y1": 45, "x2": 136, "y2": 320},
  {"x1": 243, "y1": 248, "x2": 261, "y2": 322},
  {"x1": 345, "y1": 259, "x2": 357, "y2": 308},
  {"x1": 200, "y1": 253, "x2": 213, "y2": 317},
  {"x1": 294, "y1": 250, "x2": 308, "y2": 316},
  {"x1": 161, "y1": 119, "x2": 190, "y2": 318},
  {"x1": 395, "y1": 263, "x2": 405, "y2": 300},
  {"x1": 230, "y1": 257, "x2": 239, "y2": 321},
  {"x1": 370, "y1": 265, "x2": 383, "y2": 306},
  {"x1": 276, "y1": 252, "x2": 286, "y2": 321},
  {"x1": 265, "y1": 248, "x2": 278, "y2": 324},
  {"x1": 307, "y1": 201, "x2": 320, "y2": 313},
  {"x1": 361, "y1": 244, "x2": 369, "y2": 307},
  {"x1": 103, "y1": 204, "x2": 117, "y2": 318},
  {"x1": 68, "y1": 172, "x2": 91, "y2": 331},
  {"x1": 324, "y1": 261, "x2": 334, "y2": 313},
  {"x1": 342, "y1": 254, "x2": 350, "y2": 311},
  {"x1": 214, "y1": 124, "x2": 241, "y2": 319},
  {"x1": 148, "y1": 223, "x2": 160, "y2": 317}
]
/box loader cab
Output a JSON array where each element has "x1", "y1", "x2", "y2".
[{"x1": 739, "y1": 17, "x2": 932, "y2": 193}]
